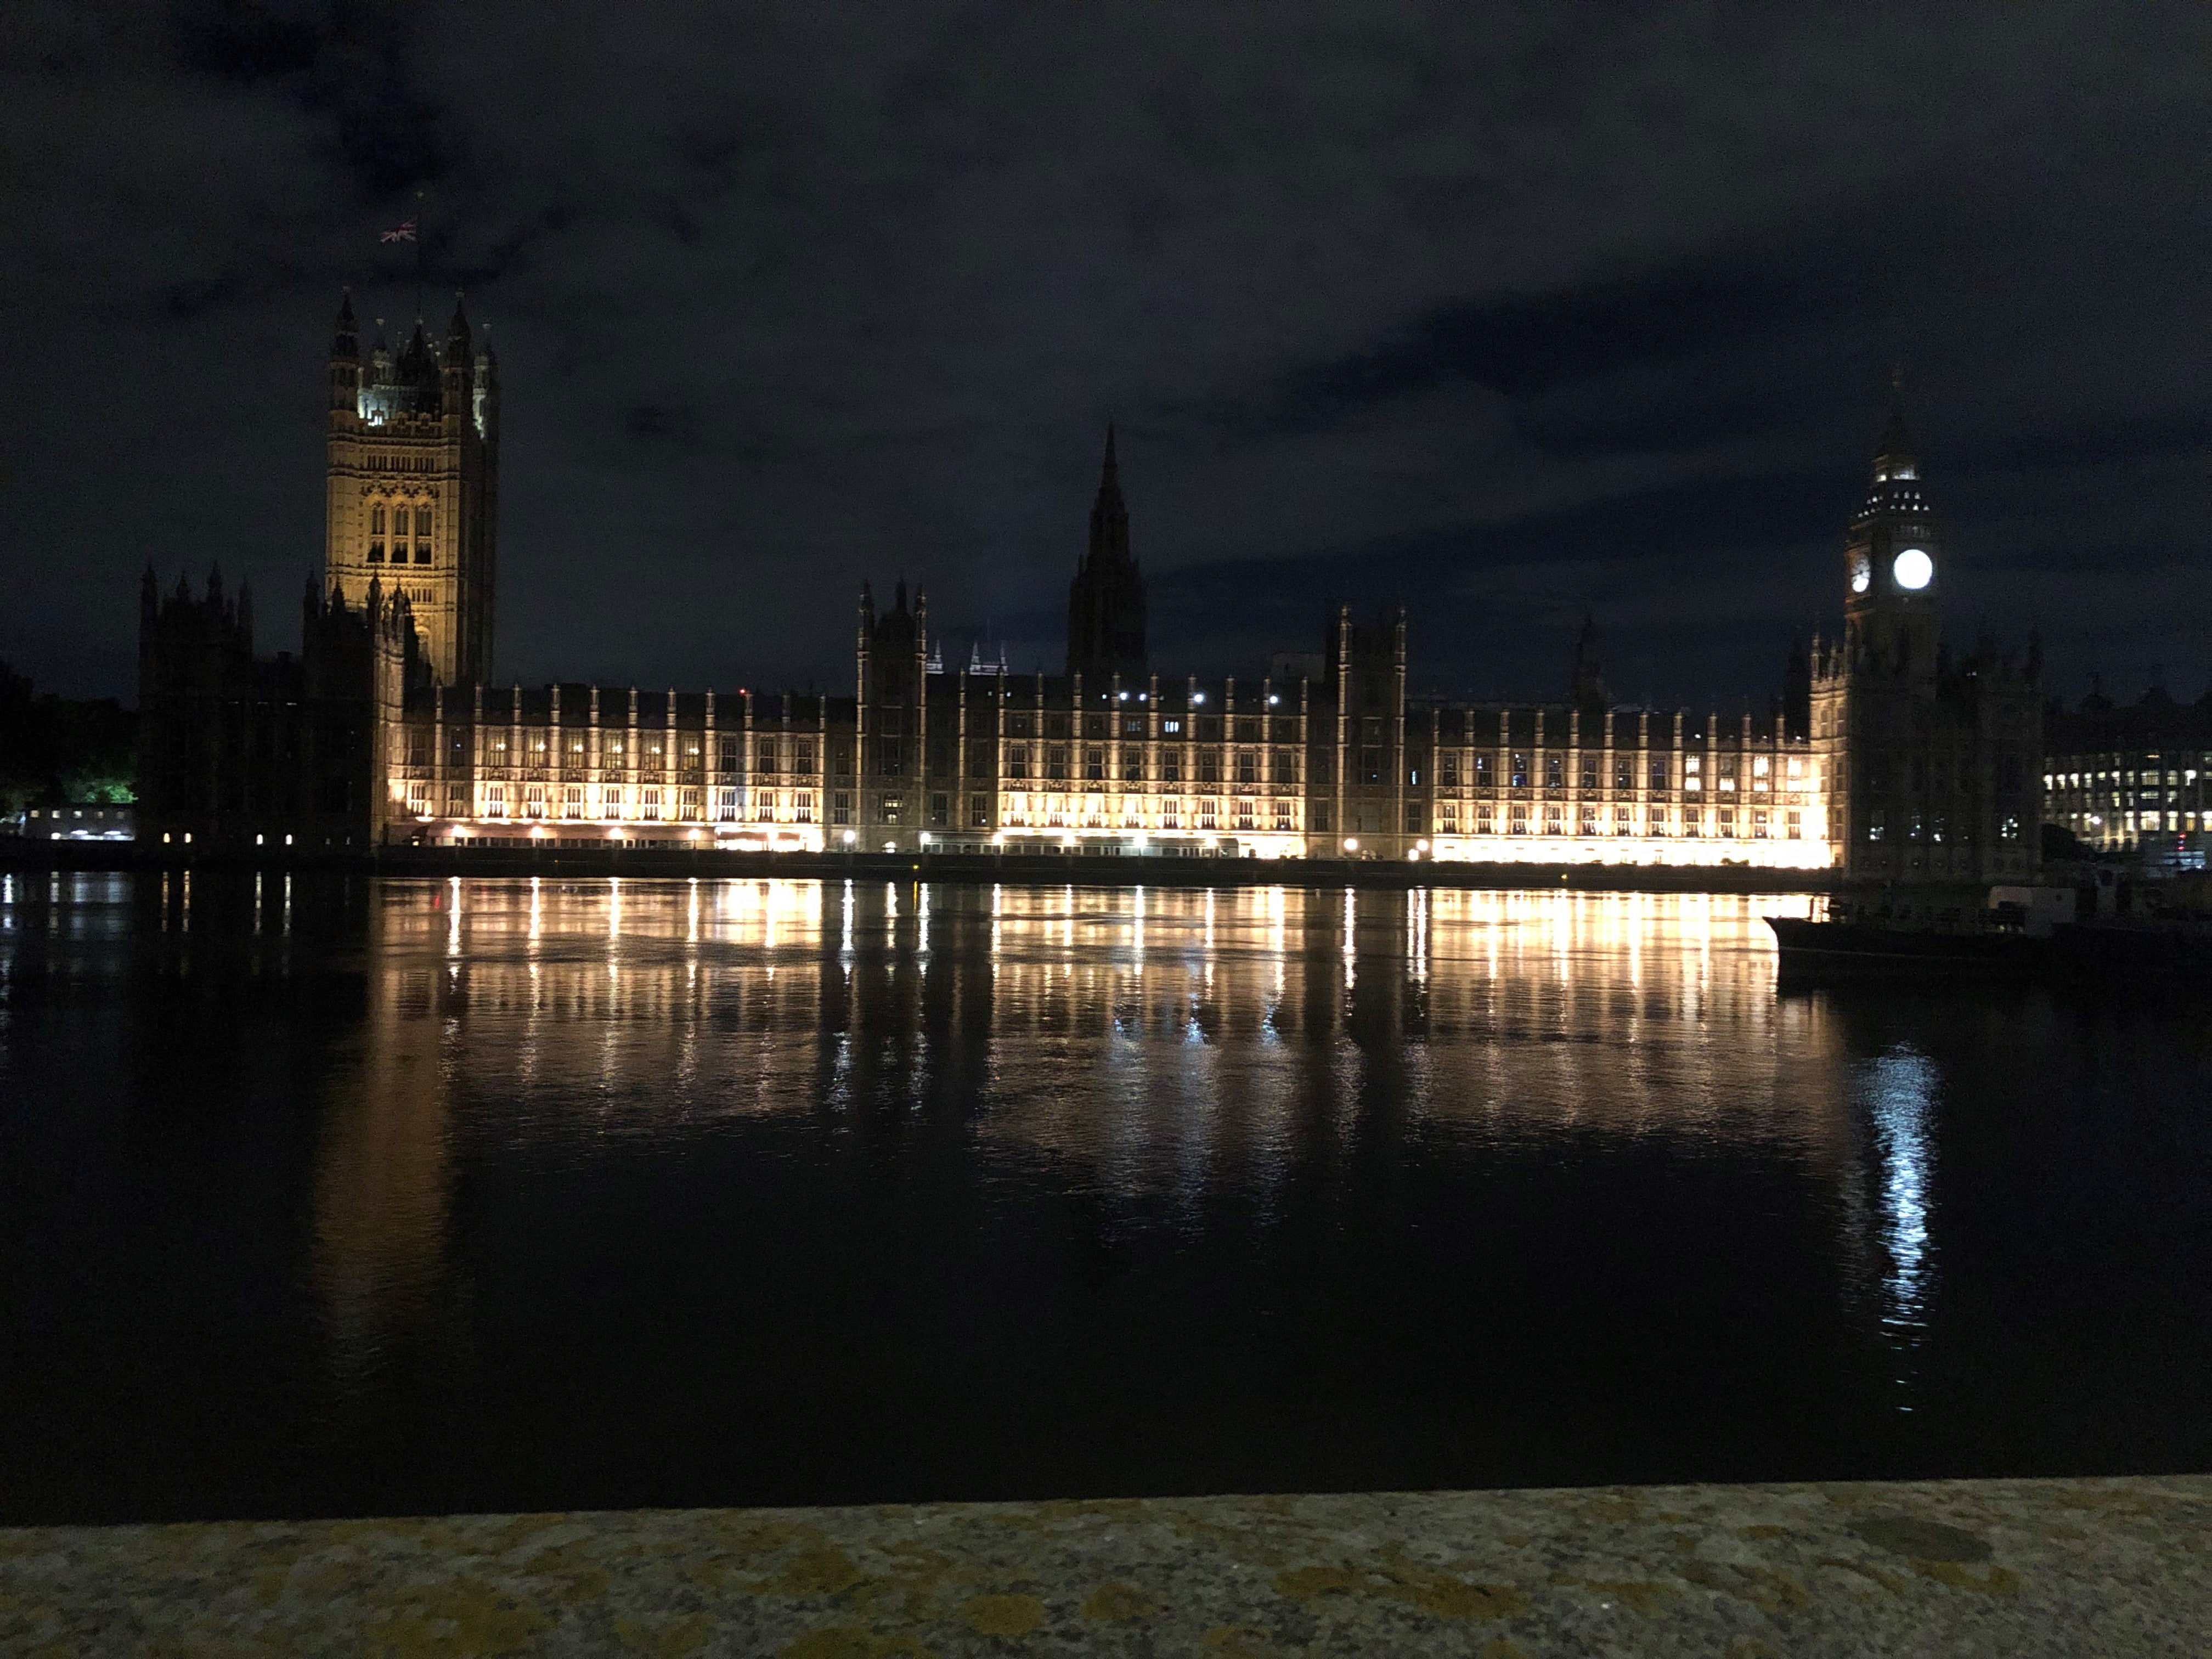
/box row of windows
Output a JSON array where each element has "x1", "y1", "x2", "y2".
[
  {"x1": 1864, "y1": 810, "x2": 2024, "y2": 843},
  {"x1": 1432, "y1": 803, "x2": 1807, "y2": 838},
  {"x1": 1003, "y1": 744, "x2": 1301, "y2": 784},
  {"x1": 370, "y1": 505, "x2": 435, "y2": 537},
  {"x1": 415, "y1": 783, "x2": 822, "y2": 824}
]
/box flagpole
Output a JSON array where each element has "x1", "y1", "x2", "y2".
[{"x1": 413, "y1": 189, "x2": 427, "y2": 324}]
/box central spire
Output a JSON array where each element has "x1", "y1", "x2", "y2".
[
  {"x1": 1066, "y1": 424, "x2": 1147, "y2": 681},
  {"x1": 1086, "y1": 422, "x2": 1131, "y2": 572}
]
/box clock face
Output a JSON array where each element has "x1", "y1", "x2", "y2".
[
  {"x1": 1850, "y1": 556, "x2": 1871, "y2": 594},
  {"x1": 1893, "y1": 547, "x2": 1933, "y2": 590}
]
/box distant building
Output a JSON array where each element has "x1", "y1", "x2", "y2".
[
  {"x1": 137, "y1": 305, "x2": 2051, "y2": 878},
  {"x1": 2044, "y1": 686, "x2": 2212, "y2": 865}
]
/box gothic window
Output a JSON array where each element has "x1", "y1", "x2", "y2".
[
  {"x1": 930, "y1": 793, "x2": 949, "y2": 827},
  {"x1": 1046, "y1": 745, "x2": 1068, "y2": 780},
  {"x1": 1579, "y1": 757, "x2": 1597, "y2": 789},
  {"x1": 370, "y1": 505, "x2": 387, "y2": 535},
  {"x1": 1121, "y1": 750, "x2": 1142, "y2": 781},
  {"x1": 1648, "y1": 755, "x2": 1668, "y2": 790},
  {"x1": 969, "y1": 794, "x2": 989, "y2": 828},
  {"x1": 601, "y1": 785, "x2": 623, "y2": 818},
  {"x1": 1311, "y1": 803, "x2": 1331, "y2": 833},
  {"x1": 414, "y1": 506, "x2": 433, "y2": 537},
  {"x1": 1359, "y1": 748, "x2": 1381, "y2": 785},
  {"x1": 1509, "y1": 752, "x2": 1528, "y2": 788},
  {"x1": 680, "y1": 787, "x2": 702, "y2": 821},
  {"x1": 1236, "y1": 718, "x2": 1261, "y2": 742},
  {"x1": 1545, "y1": 754, "x2": 1563, "y2": 788},
  {"x1": 1440, "y1": 754, "x2": 1459, "y2": 788},
  {"x1": 1235, "y1": 751, "x2": 1256, "y2": 785},
  {"x1": 1473, "y1": 753, "x2": 1491, "y2": 788},
  {"x1": 718, "y1": 736, "x2": 741, "y2": 772},
  {"x1": 832, "y1": 791, "x2": 852, "y2": 826},
  {"x1": 794, "y1": 740, "x2": 815, "y2": 775},
  {"x1": 1272, "y1": 749, "x2": 1296, "y2": 785},
  {"x1": 794, "y1": 792, "x2": 815, "y2": 823},
  {"x1": 1199, "y1": 752, "x2": 1220, "y2": 785},
  {"x1": 1007, "y1": 743, "x2": 1029, "y2": 780},
  {"x1": 1161, "y1": 752, "x2": 1181, "y2": 783},
  {"x1": 1086, "y1": 747, "x2": 1105, "y2": 781}
]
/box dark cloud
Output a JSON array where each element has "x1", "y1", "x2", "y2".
[{"x1": 1, "y1": 0, "x2": 2207, "y2": 707}]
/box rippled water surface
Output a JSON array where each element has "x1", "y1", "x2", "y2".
[{"x1": 3, "y1": 872, "x2": 2208, "y2": 1523}]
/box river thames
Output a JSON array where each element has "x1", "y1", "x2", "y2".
[{"x1": 2, "y1": 872, "x2": 2207, "y2": 1524}]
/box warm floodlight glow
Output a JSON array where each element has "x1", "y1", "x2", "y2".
[
  {"x1": 1343, "y1": 837, "x2": 1358, "y2": 851},
  {"x1": 1893, "y1": 547, "x2": 1933, "y2": 590}
]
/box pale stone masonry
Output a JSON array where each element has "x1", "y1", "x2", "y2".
[{"x1": 3, "y1": 1476, "x2": 2205, "y2": 1655}]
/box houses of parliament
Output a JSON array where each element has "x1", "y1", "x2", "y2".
[{"x1": 136, "y1": 296, "x2": 2044, "y2": 885}]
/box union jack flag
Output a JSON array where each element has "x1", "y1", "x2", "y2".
[{"x1": 380, "y1": 219, "x2": 417, "y2": 244}]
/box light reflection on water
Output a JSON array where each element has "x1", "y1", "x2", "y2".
[{"x1": 4, "y1": 873, "x2": 2210, "y2": 1523}]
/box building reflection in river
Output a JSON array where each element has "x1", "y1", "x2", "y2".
[{"x1": 315, "y1": 879, "x2": 1844, "y2": 1372}]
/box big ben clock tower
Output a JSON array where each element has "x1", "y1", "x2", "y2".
[
  {"x1": 1842, "y1": 379, "x2": 1942, "y2": 681},
  {"x1": 1810, "y1": 377, "x2": 2042, "y2": 888}
]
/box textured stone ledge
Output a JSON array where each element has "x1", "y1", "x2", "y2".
[{"x1": 3, "y1": 1476, "x2": 2207, "y2": 1656}]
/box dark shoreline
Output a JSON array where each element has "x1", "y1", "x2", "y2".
[{"x1": 2, "y1": 838, "x2": 1834, "y2": 893}]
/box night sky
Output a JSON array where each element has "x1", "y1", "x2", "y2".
[{"x1": 5, "y1": 3, "x2": 2207, "y2": 709}]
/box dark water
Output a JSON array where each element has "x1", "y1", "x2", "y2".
[{"x1": 2, "y1": 871, "x2": 2208, "y2": 1525}]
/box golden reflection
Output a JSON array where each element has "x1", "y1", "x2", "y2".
[{"x1": 316, "y1": 879, "x2": 1836, "y2": 1345}]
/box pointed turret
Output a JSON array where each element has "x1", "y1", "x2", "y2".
[
  {"x1": 1066, "y1": 424, "x2": 1147, "y2": 680},
  {"x1": 1568, "y1": 611, "x2": 1607, "y2": 709}
]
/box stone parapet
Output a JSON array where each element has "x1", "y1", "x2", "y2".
[{"x1": 3, "y1": 1476, "x2": 2207, "y2": 1655}]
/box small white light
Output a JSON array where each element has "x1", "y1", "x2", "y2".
[
  {"x1": 1193, "y1": 692, "x2": 1205, "y2": 704},
  {"x1": 1118, "y1": 691, "x2": 1129, "y2": 702},
  {"x1": 1417, "y1": 839, "x2": 1430, "y2": 852},
  {"x1": 1893, "y1": 547, "x2": 1933, "y2": 589},
  {"x1": 843, "y1": 830, "x2": 857, "y2": 844},
  {"x1": 1267, "y1": 695, "x2": 1279, "y2": 705},
  {"x1": 1343, "y1": 837, "x2": 1358, "y2": 851}
]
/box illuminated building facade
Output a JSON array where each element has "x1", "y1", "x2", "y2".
[
  {"x1": 2044, "y1": 687, "x2": 2212, "y2": 864},
  {"x1": 137, "y1": 307, "x2": 2046, "y2": 878},
  {"x1": 322, "y1": 293, "x2": 499, "y2": 689}
]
